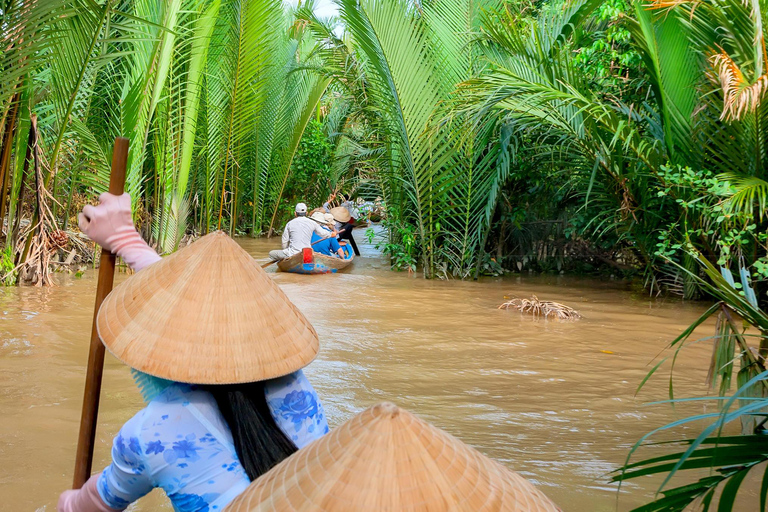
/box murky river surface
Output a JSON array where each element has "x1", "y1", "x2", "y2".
[{"x1": 0, "y1": 233, "x2": 758, "y2": 510}]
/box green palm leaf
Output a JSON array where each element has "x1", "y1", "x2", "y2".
[
  {"x1": 720, "y1": 173, "x2": 768, "y2": 221},
  {"x1": 629, "y1": 2, "x2": 699, "y2": 165}
]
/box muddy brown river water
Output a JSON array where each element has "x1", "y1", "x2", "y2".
[{"x1": 0, "y1": 234, "x2": 758, "y2": 510}]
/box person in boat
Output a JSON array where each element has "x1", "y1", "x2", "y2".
[
  {"x1": 58, "y1": 193, "x2": 329, "y2": 512},
  {"x1": 326, "y1": 212, "x2": 353, "y2": 257},
  {"x1": 309, "y1": 212, "x2": 346, "y2": 259},
  {"x1": 268, "y1": 202, "x2": 333, "y2": 262},
  {"x1": 330, "y1": 205, "x2": 360, "y2": 257},
  {"x1": 323, "y1": 193, "x2": 361, "y2": 256},
  {"x1": 323, "y1": 192, "x2": 357, "y2": 216}
]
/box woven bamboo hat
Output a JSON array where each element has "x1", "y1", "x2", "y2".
[
  {"x1": 330, "y1": 206, "x2": 351, "y2": 223},
  {"x1": 224, "y1": 402, "x2": 561, "y2": 512},
  {"x1": 96, "y1": 231, "x2": 319, "y2": 384},
  {"x1": 310, "y1": 211, "x2": 332, "y2": 226}
]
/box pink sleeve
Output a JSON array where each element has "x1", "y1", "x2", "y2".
[
  {"x1": 58, "y1": 475, "x2": 123, "y2": 512},
  {"x1": 78, "y1": 193, "x2": 161, "y2": 272}
]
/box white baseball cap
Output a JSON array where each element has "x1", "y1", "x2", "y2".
[{"x1": 295, "y1": 203, "x2": 307, "y2": 214}]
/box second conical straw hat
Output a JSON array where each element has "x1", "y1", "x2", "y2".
[
  {"x1": 225, "y1": 402, "x2": 561, "y2": 512},
  {"x1": 330, "y1": 206, "x2": 351, "y2": 223},
  {"x1": 97, "y1": 231, "x2": 319, "y2": 384}
]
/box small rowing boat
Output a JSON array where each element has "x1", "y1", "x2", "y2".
[{"x1": 277, "y1": 247, "x2": 354, "y2": 274}]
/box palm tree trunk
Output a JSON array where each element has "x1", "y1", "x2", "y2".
[
  {"x1": 0, "y1": 94, "x2": 20, "y2": 236},
  {"x1": 10, "y1": 124, "x2": 30, "y2": 250},
  {"x1": 62, "y1": 165, "x2": 80, "y2": 231},
  {"x1": 16, "y1": 115, "x2": 38, "y2": 271}
]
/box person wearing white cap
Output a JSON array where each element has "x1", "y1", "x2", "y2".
[{"x1": 268, "y1": 203, "x2": 332, "y2": 262}]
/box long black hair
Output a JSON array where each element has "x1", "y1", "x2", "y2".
[{"x1": 205, "y1": 381, "x2": 298, "y2": 480}]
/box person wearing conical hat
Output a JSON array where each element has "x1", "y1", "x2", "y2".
[
  {"x1": 323, "y1": 193, "x2": 360, "y2": 257},
  {"x1": 308, "y1": 211, "x2": 346, "y2": 259},
  {"x1": 323, "y1": 192, "x2": 359, "y2": 219},
  {"x1": 225, "y1": 402, "x2": 561, "y2": 512},
  {"x1": 58, "y1": 193, "x2": 330, "y2": 512},
  {"x1": 268, "y1": 202, "x2": 334, "y2": 262},
  {"x1": 323, "y1": 212, "x2": 354, "y2": 256}
]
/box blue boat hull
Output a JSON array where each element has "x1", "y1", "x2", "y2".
[{"x1": 277, "y1": 248, "x2": 354, "y2": 275}]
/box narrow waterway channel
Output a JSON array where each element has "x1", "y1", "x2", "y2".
[{"x1": 0, "y1": 234, "x2": 755, "y2": 510}]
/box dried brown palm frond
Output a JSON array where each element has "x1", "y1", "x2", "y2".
[
  {"x1": 647, "y1": 0, "x2": 708, "y2": 18},
  {"x1": 17, "y1": 116, "x2": 59, "y2": 286},
  {"x1": 648, "y1": 0, "x2": 751, "y2": 13},
  {"x1": 648, "y1": 0, "x2": 699, "y2": 10},
  {"x1": 178, "y1": 232, "x2": 199, "y2": 249},
  {"x1": 498, "y1": 295, "x2": 582, "y2": 320},
  {"x1": 711, "y1": 50, "x2": 768, "y2": 121}
]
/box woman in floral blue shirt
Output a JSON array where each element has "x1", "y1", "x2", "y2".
[
  {"x1": 58, "y1": 194, "x2": 330, "y2": 512},
  {"x1": 95, "y1": 371, "x2": 328, "y2": 512}
]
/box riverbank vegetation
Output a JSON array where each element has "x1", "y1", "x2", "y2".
[
  {"x1": 1, "y1": 0, "x2": 333, "y2": 284},
  {"x1": 1, "y1": 0, "x2": 765, "y2": 297},
  {"x1": 1, "y1": 0, "x2": 766, "y2": 294},
  {"x1": 615, "y1": 256, "x2": 768, "y2": 510}
]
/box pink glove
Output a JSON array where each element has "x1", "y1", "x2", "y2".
[
  {"x1": 78, "y1": 193, "x2": 161, "y2": 272},
  {"x1": 58, "y1": 475, "x2": 124, "y2": 512}
]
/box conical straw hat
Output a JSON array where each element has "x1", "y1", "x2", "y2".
[
  {"x1": 225, "y1": 402, "x2": 561, "y2": 512},
  {"x1": 96, "y1": 231, "x2": 319, "y2": 384},
  {"x1": 330, "y1": 206, "x2": 351, "y2": 223},
  {"x1": 310, "y1": 211, "x2": 332, "y2": 226}
]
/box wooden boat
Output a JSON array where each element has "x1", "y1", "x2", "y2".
[{"x1": 277, "y1": 247, "x2": 354, "y2": 274}]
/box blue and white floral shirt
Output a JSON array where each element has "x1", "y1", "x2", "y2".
[{"x1": 97, "y1": 370, "x2": 329, "y2": 512}]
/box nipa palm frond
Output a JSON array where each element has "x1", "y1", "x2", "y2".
[
  {"x1": 719, "y1": 172, "x2": 768, "y2": 221},
  {"x1": 712, "y1": 50, "x2": 768, "y2": 121}
]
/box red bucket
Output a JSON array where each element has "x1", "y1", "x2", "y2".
[{"x1": 302, "y1": 247, "x2": 314, "y2": 264}]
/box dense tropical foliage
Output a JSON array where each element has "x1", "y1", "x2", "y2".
[
  {"x1": 2, "y1": 0, "x2": 766, "y2": 287},
  {"x1": 1, "y1": 0, "x2": 330, "y2": 283},
  {"x1": 613, "y1": 254, "x2": 768, "y2": 510}
]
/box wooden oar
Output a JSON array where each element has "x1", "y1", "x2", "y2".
[
  {"x1": 262, "y1": 260, "x2": 278, "y2": 269},
  {"x1": 72, "y1": 137, "x2": 129, "y2": 488}
]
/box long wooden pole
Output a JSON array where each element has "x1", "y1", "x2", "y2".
[{"x1": 72, "y1": 137, "x2": 129, "y2": 488}]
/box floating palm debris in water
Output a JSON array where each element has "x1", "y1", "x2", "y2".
[{"x1": 498, "y1": 295, "x2": 582, "y2": 320}]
